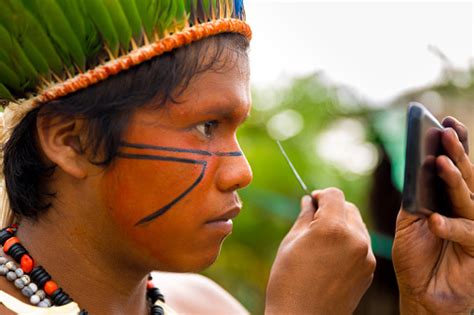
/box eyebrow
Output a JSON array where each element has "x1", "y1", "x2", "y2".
[{"x1": 201, "y1": 103, "x2": 251, "y2": 123}]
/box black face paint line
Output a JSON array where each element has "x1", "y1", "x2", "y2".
[
  {"x1": 120, "y1": 141, "x2": 243, "y2": 157},
  {"x1": 117, "y1": 142, "x2": 243, "y2": 226}
]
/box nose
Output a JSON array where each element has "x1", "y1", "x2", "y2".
[{"x1": 215, "y1": 150, "x2": 253, "y2": 192}]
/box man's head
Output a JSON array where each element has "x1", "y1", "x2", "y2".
[{"x1": 4, "y1": 33, "x2": 253, "y2": 271}]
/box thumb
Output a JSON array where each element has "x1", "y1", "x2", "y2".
[
  {"x1": 291, "y1": 195, "x2": 316, "y2": 231},
  {"x1": 428, "y1": 213, "x2": 474, "y2": 256}
]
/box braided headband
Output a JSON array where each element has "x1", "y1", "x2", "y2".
[{"x1": 0, "y1": 18, "x2": 252, "y2": 228}]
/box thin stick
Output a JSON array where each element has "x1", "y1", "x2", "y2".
[{"x1": 276, "y1": 141, "x2": 319, "y2": 208}]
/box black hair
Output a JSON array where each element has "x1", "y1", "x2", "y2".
[{"x1": 3, "y1": 33, "x2": 249, "y2": 219}]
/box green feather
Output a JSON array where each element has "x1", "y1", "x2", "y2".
[
  {"x1": 136, "y1": 0, "x2": 156, "y2": 39},
  {"x1": 5, "y1": 0, "x2": 64, "y2": 73},
  {"x1": 0, "y1": 62, "x2": 21, "y2": 91},
  {"x1": 158, "y1": 0, "x2": 176, "y2": 33},
  {"x1": 0, "y1": 24, "x2": 37, "y2": 81},
  {"x1": 164, "y1": 0, "x2": 179, "y2": 31},
  {"x1": 103, "y1": 0, "x2": 132, "y2": 51},
  {"x1": 22, "y1": 38, "x2": 50, "y2": 74},
  {"x1": 11, "y1": 39, "x2": 38, "y2": 83},
  {"x1": 37, "y1": 0, "x2": 86, "y2": 69},
  {"x1": 175, "y1": 0, "x2": 187, "y2": 23},
  {"x1": 0, "y1": 50, "x2": 9, "y2": 64},
  {"x1": 0, "y1": 83, "x2": 13, "y2": 100},
  {"x1": 118, "y1": 0, "x2": 142, "y2": 39},
  {"x1": 82, "y1": 0, "x2": 120, "y2": 54},
  {"x1": 56, "y1": 0, "x2": 87, "y2": 49},
  {"x1": 0, "y1": 0, "x2": 245, "y2": 99}
]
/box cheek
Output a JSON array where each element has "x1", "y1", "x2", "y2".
[
  {"x1": 100, "y1": 158, "x2": 204, "y2": 247},
  {"x1": 99, "y1": 157, "x2": 222, "y2": 267}
]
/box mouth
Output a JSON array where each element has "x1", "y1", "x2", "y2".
[
  {"x1": 207, "y1": 206, "x2": 241, "y2": 223},
  {"x1": 205, "y1": 205, "x2": 241, "y2": 234}
]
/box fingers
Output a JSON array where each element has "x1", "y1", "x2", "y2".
[
  {"x1": 313, "y1": 188, "x2": 347, "y2": 220},
  {"x1": 442, "y1": 128, "x2": 474, "y2": 190},
  {"x1": 292, "y1": 195, "x2": 317, "y2": 231},
  {"x1": 428, "y1": 213, "x2": 474, "y2": 256},
  {"x1": 292, "y1": 188, "x2": 347, "y2": 231},
  {"x1": 346, "y1": 202, "x2": 370, "y2": 242},
  {"x1": 436, "y1": 155, "x2": 474, "y2": 220},
  {"x1": 442, "y1": 116, "x2": 469, "y2": 154}
]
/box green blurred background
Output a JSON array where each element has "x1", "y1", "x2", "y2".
[{"x1": 202, "y1": 66, "x2": 474, "y2": 314}]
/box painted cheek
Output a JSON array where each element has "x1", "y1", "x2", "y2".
[{"x1": 100, "y1": 155, "x2": 205, "y2": 254}]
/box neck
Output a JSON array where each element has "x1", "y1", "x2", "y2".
[{"x1": 16, "y1": 208, "x2": 150, "y2": 314}]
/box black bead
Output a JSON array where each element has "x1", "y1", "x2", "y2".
[
  {"x1": 8, "y1": 243, "x2": 28, "y2": 262},
  {"x1": 50, "y1": 288, "x2": 63, "y2": 300},
  {"x1": 147, "y1": 287, "x2": 165, "y2": 303},
  {"x1": 150, "y1": 305, "x2": 165, "y2": 315},
  {"x1": 50, "y1": 288, "x2": 73, "y2": 306},
  {"x1": 36, "y1": 273, "x2": 52, "y2": 289},
  {"x1": 79, "y1": 310, "x2": 89, "y2": 315},
  {"x1": 0, "y1": 230, "x2": 13, "y2": 245},
  {"x1": 30, "y1": 266, "x2": 52, "y2": 288},
  {"x1": 56, "y1": 293, "x2": 73, "y2": 306}
]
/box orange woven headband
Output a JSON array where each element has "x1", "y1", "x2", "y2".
[{"x1": 37, "y1": 19, "x2": 251, "y2": 104}]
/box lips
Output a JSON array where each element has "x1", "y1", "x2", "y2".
[{"x1": 206, "y1": 205, "x2": 241, "y2": 223}]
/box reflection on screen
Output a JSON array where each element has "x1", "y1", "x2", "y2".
[{"x1": 416, "y1": 122, "x2": 451, "y2": 216}]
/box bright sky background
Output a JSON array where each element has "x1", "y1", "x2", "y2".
[{"x1": 246, "y1": 1, "x2": 474, "y2": 104}]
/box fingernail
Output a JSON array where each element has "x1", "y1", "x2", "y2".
[
  {"x1": 449, "y1": 127, "x2": 459, "y2": 140},
  {"x1": 436, "y1": 214, "x2": 445, "y2": 228},
  {"x1": 303, "y1": 195, "x2": 311, "y2": 204}
]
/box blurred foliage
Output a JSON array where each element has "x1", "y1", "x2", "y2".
[{"x1": 202, "y1": 73, "x2": 379, "y2": 313}]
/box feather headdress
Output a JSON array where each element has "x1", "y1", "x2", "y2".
[{"x1": 0, "y1": 0, "x2": 251, "y2": 227}]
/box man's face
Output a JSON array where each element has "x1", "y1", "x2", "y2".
[{"x1": 100, "y1": 51, "x2": 252, "y2": 272}]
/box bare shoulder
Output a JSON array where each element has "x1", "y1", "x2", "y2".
[{"x1": 151, "y1": 271, "x2": 249, "y2": 315}]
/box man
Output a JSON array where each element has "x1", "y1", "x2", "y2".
[{"x1": 0, "y1": 1, "x2": 472, "y2": 314}]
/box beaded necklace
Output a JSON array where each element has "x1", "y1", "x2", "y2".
[{"x1": 0, "y1": 225, "x2": 166, "y2": 315}]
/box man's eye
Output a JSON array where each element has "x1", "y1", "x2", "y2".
[{"x1": 196, "y1": 120, "x2": 218, "y2": 138}]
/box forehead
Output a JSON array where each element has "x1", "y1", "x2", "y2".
[{"x1": 165, "y1": 52, "x2": 251, "y2": 119}]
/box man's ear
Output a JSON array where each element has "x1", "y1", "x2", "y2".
[{"x1": 36, "y1": 113, "x2": 88, "y2": 179}]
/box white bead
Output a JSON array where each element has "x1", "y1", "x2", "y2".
[
  {"x1": 30, "y1": 294, "x2": 40, "y2": 305},
  {"x1": 14, "y1": 278, "x2": 24, "y2": 289},
  {"x1": 15, "y1": 268, "x2": 24, "y2": 277},
  {"x1": 6, "y1": 271, "x2": 17, "y2": 281},
  {"x1": 27, "y1": 282, "x2": 38, "y2": 293},
  {"x1": 20, "y1": 275, "x2": 30, "y2": 285},
  {"x1": 5, "y1": 261, "x2": 15, "y2": 270},
  {"x1": 42, "y1": 298, "x2": 52, "y2": 307},
  {"x1": 21, "y1": 286, "x2": 34, "y2": 297},
  {"x1": 0, "y1": 266, "x2": 8, "y2": 275},
  {"x1": 0, "y1": 257, "x2": 7, "y2": 264},
  {"x1": 36, "y1": 289, "x2": 46, "y2": 300}
]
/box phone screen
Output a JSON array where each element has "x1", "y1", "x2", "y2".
[{"x1": 402, "y1": 103, "x2": 451, "y2": 216}]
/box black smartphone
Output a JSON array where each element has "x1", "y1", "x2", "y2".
[{"x1": 402, "y1": 102, "x2": 451, "y2": 216}]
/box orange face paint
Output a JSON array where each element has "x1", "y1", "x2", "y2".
[{"x1": 99, "y1": 56, "x2": 253, "y2": 271}]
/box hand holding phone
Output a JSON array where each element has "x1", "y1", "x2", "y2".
[
  {"x1": 402, "y1": 102, "x2": 451, "y2": 216},
  {"x1": 393, "y1": 105, "x2": 474, "y2": 313}
]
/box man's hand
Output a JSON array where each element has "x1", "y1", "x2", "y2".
[
  {"x1": 393, "y1": 117, "x2": 474, "y2": 314},
  {"x1": 265, "y1": 188, "x2": 376, "y2": 314}
]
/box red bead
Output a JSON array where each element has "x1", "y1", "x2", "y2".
[
  {"x1": 20, "y1": 254, "x2": 34, "y2": 273},
  {"x1": 3, "y1": 237, "x2": 19, "y2": 253},
  {"x1": 44, "y1": 280, "x2": 58, "y2": 295},
  {"x1": 147, "y1": 280, "x2": 154, "y2": 289}
]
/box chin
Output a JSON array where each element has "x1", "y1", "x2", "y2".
[{"x1": 162, "y1": 239, "x2": 225, "y2": 273}]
